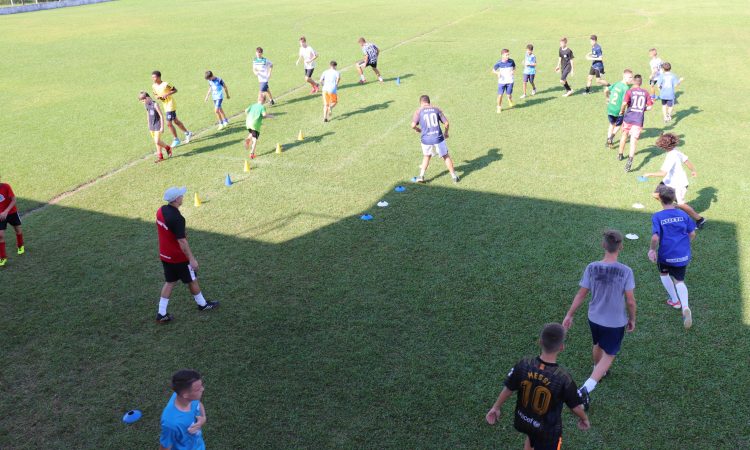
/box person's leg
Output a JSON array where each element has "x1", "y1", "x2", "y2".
[
  {"x1": 523, "y1": 436, "x2": 532, "y2": 450},
  {"x1": 158, "y1": 281, "x2": 177, "y2": 316},
  {"x1": 629, "y1": 135, "x2": 638, "y2": 158},
  {"x1": 166, "y1": 119, "x2": 178, "y2": 139},
  {"x1": 173, "y1": 117, "x2": 188, "y2": 133},
  {"x1": 591, "y1": 353, "x2": 616, "y2": 382},
  {"x1": 677, "y1": 203, "x2": 702, "y2": 221},
  {"x1": 372, "y1": 66, "x2": 383, "y2": 81},
  {"x1": 356, "y1": 62, "x2": 365, "y2": 79},
  {"x1": 522, "y1": 80, "x2": 528, "y2": 96},
  {"x1": 443, "y1": 155, "x2": 457, "y2": 178},
  {"x1": 12, "y1": 224, "x2": 23, "y2": 252},
  {"x1": 497, "y1": 94, "x2": 503, "y2": 108},
  {"x1": 617, "y1": 129, "x2": 628, "y2": 157},
  {"x1": 419, "y1": 154, "x2": 431, "y2": 179},
  {"x1": 152, "y1": 132, "x2": 163, "y2": 158},
  {"x1": 266, "y1": 87, "x2": 274, "y2": 102},
  {"x1": 667, "y1": 104, "x2": 674, "y2": 119},
  {"x1": 586, "y1": 74, "x2": 593, "y2": 90},
  {"x1": 507, "y1": 84, "x2": 514, "y2": 106},
  {"x1": 592, "y1": 343, "x2": 603, "y2": 365},
  {"x1": 0, "y1": 228, "x2": 6, "y2": 262},
  {"x1": 530, "y1": 75, "x2": 536, "y2": 93},
  {"x1": 322, "y1": 96, "x2": 328, "y2": 121},
  {"x1": 187, "y1": 280, "x2": 208, "y2": 307}
]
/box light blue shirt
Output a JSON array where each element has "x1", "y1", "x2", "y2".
[
  {"x1": 160, "y1": 393, "x2": 205, "y2": 450},
  {"x1": 208, "y1": 77, "x2": 224, "y2": 100},
  {"x1": 320, "y1": 68, "x2": 340, "y2": 93},
  {"x1": 524, "y1": 54, "x2": 536, "y2": 75},
  {"x1": 657, "y1": 72, "x2": 680, "y2": 100}
]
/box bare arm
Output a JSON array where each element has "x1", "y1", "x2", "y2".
[
  {"x1": 643, "y1": 170, "x2": 667, "y2": 178},
  {"x1": 177, "y1": 238, "x2": 198, "y2": 270},
  {"x1": 443, "y1": 120, "x2": 449, "y2": 139},
  {"x1": 204, "y1": 86, "x2": 211, "y2": 102},
  {"x1": 0, "y1": 196, "x2": 16, "y2": 219},
  {"x1": 160, "y1": 445, "x2": 171, "y2": 450},
  {"x1": 556, "y1": 57, "x2": 561, "y2": 70},
  {"x1": 155, "y1": 105, "x2": 165, "y2": 133},
  {"x1": 563, "y1": 287, "x2": 589, "y2": 329},
  {"x1": 648, "y1": 234, "x2": 659, "y2": 262},
  {"x1": 685, "y1": 159, "x2": 697, "y2": 177},
  {"x1": 570, "y1": 405, "x2": 591, "y2": 430},
  {"x1": 625, "y1": 290, "x2": 637, "y2": 332},
  {"x1": 188, "y1": 402, "x2": 207, "y2": 434},
  {"x1": 411, "y1": 121, "x2": 421, "y2": 133},
  {"x1": 689, "y1": 230, "x2": 696, "y2": 241},
  {"x1": 223, "y1": 82, "x2": 230, "y2": 99},
  {"x1": 486, "y1": 387, "x2": 514, "y2": 424}
]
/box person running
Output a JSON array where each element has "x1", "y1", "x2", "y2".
[
  {"x1": 204, "y1": 70, "x2": 230, "y2": 130},
  {"x1": 486, "y1": 323, "x2": 590, "y2": 450},
  {"x1": 656, "y1": 62, "x2": 684, "y2": 123},
  {"x1": 618, "y1": 74, "x2": 653, "y2": 172},
  {"x1": 139, "y1": 92, "x2": 173, "y2": 162},
  {"x1": 520, "y1": 44, "x2": 537, "y2": 99},
  {"x1": 155, "y1": 187, "x2": 219, "y2": 323},
  {"x1": 151, "y1": 71, "x2": 194, "y2": 148},
  {"x1": 253, "y1": 47, "x2": 275, "y2": 106},
  {"x1": 604, "y1": 69, "x2": 633, "y2": 148},
  {"x1": 410, "y1": 95, "x2": 459, "y2": 183},
  {"x1": 562, "y1": 230, "x2": 637, "y2": 412},
  {"x1": 649, "y1": 186, "x2": 696, "y2": 329},
  {"x1": 642, "y1": 133, "x2": 705, "y2": 227},
  {"x1": 492, "y1": 49, "x2": 516, "y2": 113},
  {"x1": 584, "y1": 35, "x2": 608, "y2": 94},
  {"x1": 319, "y1": 61, "x2": 340, "y2": 122},
  {"x1": 648, "y1": 48, "x2": 663, "y2": 100},
  {"x1": 244, "y1": 94, "x2": 270, "y2": 159},
  {"x1": 0, "y1": 177, "x2": 24, "y2": 267},
  {"x1": 159, "y1": 369, "x2": 208, "y2": 450},
  {"x1": 555, "y1": 37, "x2": 575, "y2": 97},
  {"x1": 356, "y1": 37, "x2": 383, "y2": 84},
  {"x1": 296, "y1": 36, "x2": 320, "y2": 93}
]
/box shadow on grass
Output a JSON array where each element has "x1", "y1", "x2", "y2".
[
  {"x1": 430, "y1": 148, "x2": 503, "y2": 181},
  {"x1": 3, "y1": 189, "x2": 746, "y2": 449},
  {"x1": 336, "y1": 100, "x2": 393, "y2": 120},
  {"x1": 665, "y1": 106, "x2": 701, "y2": 128},
  {"x1": 179, "y1": 138, "x2": 246, "y2": 158},
  {"x1": 690, "y1": 186, "x2": 718, "y2": 214},
  {"x1": 259, "y1": 131, "x2": 336, "y2": 156},
  {"x1": 337, "y1": 73, "x2": 414, "y2": 91}
]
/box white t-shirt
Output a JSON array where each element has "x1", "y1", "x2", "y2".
[
  {"x1": 649, "y1": 57, "x2": 663, "y2": 79},
  {"x1": 660, "y1": 149, "x2": 689, "y2": 187},
  {"x1": 253, "y1": 58, "x2": 273, "y2": 82},
  {"x1": 299, "y1": 46, "x2": 317, "y2": 69}
]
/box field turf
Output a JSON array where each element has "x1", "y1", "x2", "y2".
[{"x1": 1, "y1": 0, "x2": 749, "y2": 448}]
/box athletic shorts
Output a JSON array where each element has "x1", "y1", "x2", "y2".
[
  {"x1": 149, "y1": 130, "x2": 162, "y2": 140},
  {"x1": 523, "y1": 74, "x2": 535, "y2": 83},
  {"x1": 304, "y1": 68, "x2": 315, "y2": 77},
  {"x1": 162, "y1": 261, "x2": 197, "y2": 284},
  {"x1": 357, "y1": 59, "x2": 377, "y2": 69},
  {"x1": 658, "y1": 262, "x2": 687, "y2": 281},
  {"x1": 0, "y1": 212, "x2": 21, "y2": 230},
  {"x1": 165, "y1": 111, "x2": 177, "y2": 121},
  {"x1": 247, "y1": 128, "x2": 260, "y2": 139},
  {"x1": 621, "y1": 122, "x2": 643, "y2": 138},
  {"x1": 497, "y1": 83, "x2": 514, "y2": 95},
  {"x1": 608, "y1": 114, "x2": 624, "y2": 126},
  {"x1": 213, "y1": 99, "x2": 223, "y2": 108},
  {"x1": 661, "y1": 99, "x2": 674, "y2": 107},
  {"x1": 259, "y1": 82, "x2": 270, "y2": 92},
  {"x1": 589, "y1": 320, "x2": 626, "y2": 356},
  {"x1": 657, "y1": 181, "x2": 687, "y2": 204},
  {"x1": 421, "y1": 141, "x2": 449, "y2": 158},
  {"x1": 589, "y1": 66, "x2": 604, "y2": 77},
  {"x1": 323, "y1": 92, "x2": 338, "y2": 105},
  {"x1": 560, "y1": 66, "x2": 572, "y2": 81},
  {"x1": 527, "y1": 433, "x2": 562, "y2": 450}
]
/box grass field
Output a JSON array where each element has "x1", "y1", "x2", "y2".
[{"x1": 1, "y1": 0, "x2": 750, "y2": 448}]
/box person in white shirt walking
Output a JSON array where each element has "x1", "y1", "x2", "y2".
[{"x1": 296, "y1": 36, "x2": 320, "y2": 93}]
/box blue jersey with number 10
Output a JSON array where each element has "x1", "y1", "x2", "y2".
[{"x1": 413, "y1": 106, "x2": 447, "y2": 145}]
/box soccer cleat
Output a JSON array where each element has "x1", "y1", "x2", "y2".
[
  {"x1": 270, "y1": 99, "x2": 276, "y2": 106},
  {"x1": 155, "y1": 155, "x2": 164, "y2": 163},
  {"x1": 617, "y1": 153, "x2": 624, "y2": 161},
  {"x1": 250, "y1": 152, "x2": 256, "y2": 160},
  {"x1": 17, "y1": 245, "x2": 25, "y2": 255},
  {"x1": 563, "y1": 90, "x2": 574, "y2": 97},
  {"x1": 531, "y1": 89, "x2": 536, "y2": 95},
  {"x1": 452, "y1": 176, "x2": 460, "y2": 184},
  {"x1": 171, "y1": 138, "x2": 181, "y2": 147},
  {"x1": 198, "y1": 301, "x2": 220, "y2": 311},
  {"x1": 166, "y1": 147, "x2": 173, "y2": 157},
  {"x1": 578, "y1": 387, "x2": 591, "y2": 411},
  {"x1": 606, "y1": 137, "x2": 613, "y2": 148},
  {"x1": 507, "y1": 99, "x2": 514, "y2": 108},
  {"x1": 624, "y1": 157, "x2": 634, "y2": 172},
  {"x1": 358, "y1": 79, "x2": 366, "y2": 84},
  {"x1": 519, "y1": 94, "x2": 526, "y2": 99},
  {"x1": 378, "y1": 77, "x2": 384, "y2": 83},
  {"x1": 696, "y1": 217, "x2": 706, "y2": 229},
  {"x1": 0, "y1": 258, "x2": 6, "y2": 267},
  {"x1": 415, "y1": 176, "x2": 425, "y2": 183},
  {"x1": 156, "y1": 313, "x2": 174, "y2": 324},
  {"x1": 667, "y1": 298, "x2": 682, "y2": 309},
  {"x1": 184, "y1": 131, "x2": 194, "y2": 143},
  {"x1": 683, "y1": 307, "x2": 693, "y2": 329}
]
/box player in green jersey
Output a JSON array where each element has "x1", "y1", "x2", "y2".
[{"x1": 604, "y1": 69, "x2": 633, "y2": 148}]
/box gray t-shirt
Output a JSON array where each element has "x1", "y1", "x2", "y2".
[
  {"x1": 580, "y1": 261, "x2": 634, "y2": 328},
  {"x1": 145, "y1": 101, "x2": 161, "y2": 132}
]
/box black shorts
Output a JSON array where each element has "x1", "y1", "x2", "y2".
[
  {"x1": 165, "y1": 111, "x2": 177, "y2": 121},
  {"x1": 0, "y1": 212, "x2": 21, "y2": 230},
  {"x1": 608, "y1": 114, "x2": 624, "y2": 126},
  {"x1": 560, "y1": 66, "x2": 571, "y2": 81},
  {"x1": 162, "y1": 261, "x2": 197, "y2": 284},
  {"x1": 304, "y1": 68, "x2": 315, "y2": 77},
  {"x1": 523, "y1": 431, "x2": 562, "y2": 450},
  {"x1": 358, "y1": 59, "x2": 377, "y2": 69},
  {"x1": 247, "y1": 128, "x2": 260, "y2": 138},
  {"x1": 589, "y1": 66, "x2": 604, "y2": 77},
  {"x1": 658, "y1": 262, "x2": 687, "y2": 281}
]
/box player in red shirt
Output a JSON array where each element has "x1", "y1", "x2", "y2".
[
  {"x1": 0, "y1": 177, "x2": 24, "y2": 267},
  {"x1": 155, "y1": 187, "x2": 219, "y2": 323}
]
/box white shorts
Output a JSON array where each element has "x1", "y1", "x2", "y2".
[
  {"x1": 421, "y1": 141, "x2": 449, "y2": 157},
  {"x1": 673, "y1": 185, "x2": 688, "y2": 204}
]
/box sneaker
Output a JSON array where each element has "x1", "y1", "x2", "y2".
[
  {"x1": 310, "y1": 87, "x2": 317, "y2": 94},
  {"x1": 606, "y1": 137, "x2": 613, "y2": 148},
  {"x1": 17, "y1": 245, "x2": 25, "y2": 255},
  {"x1": 156, "y1": 313, "x2": 174, "y2": 324},
  {"x1": 184, "y1": 131, "x2": 194, "y2": 143},
  {"x1": 667, "y1": 298, "x2": 682, "y2": 309},
  {"x1": 198, "y1": 301, "x2": 220, "y2": 311},
  {"x1": 563, "y1": 90, "x2": 573, "y2": 97},
  {"x1": 531, "y1": 89, "x2": 536, "y2": 95},
  {"x1": 166, "y1": 147, "x2": 173, "y2": 157},
  {"x1": 496, "y1": 106, "x2": 502, "y2": 114},
  {"x1": 217, "y1": 123, "x2": 224, "y2": 130},
  {"x1": 415, "y1": 176, "x2": 425, "y2": 183},
  {"x1": 624, "y1": 157, "x2": 634, "y2": 172},
  {"x1": 270, "y1": 99, "x2": 276, "y2": 106},
  {"x1": 617, "y1": 153, "x2": 624, "y2": 161},
  {"x1": 250, "y1": 152, "x2": 256, "y2": 159},
  {"x1": 519, "y1": 94, "x2": 526, "y2": 99},
  {"x1": 507, "y1": 100, "x2": 514, "y2": 108},
  {"x1": 583, "y1": 91, "x2": 590, "y2": 95},
  {"x1": 378, "y1": 77, "x2": 384, "y2": 83},
  {"x1": 696, "y1": 217, "x2": 706, "y2": 229},
  {"x1": 664, "y1": 117, "x2": 669, "y2": 124},
  {"x1": 452, "y1": 175, "x2": 460, "y2": 183},
  {"x1": 171, "y1": 139, "x2": 181, "y2": 147},
  {"x1": 0, "y1": 258, "x2": 6, "y2": 267},
  {"x1": 578, "y1": 387, "x2": 591, "y2": 411},
  {"x1": 358, "y1": 79, "x2": 366, "y2": 84},
  {"x1": 683, "y1": 307, "x2": 692, "y2": 329},
  {"x1": 666, "y1": 114, "x2": 672, "y2": 122},
  {"x1": 155, "y1": 155, "x2": 164, "y2": 163}
]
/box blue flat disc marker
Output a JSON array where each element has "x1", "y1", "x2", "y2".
[
  {"x1": 360, "y1": 214, "x2": 373, "y2": 221},
  {"x1": 395, "y1": 186, "x2": 406, "y2": 192},
  {"x1": 637, "y1": 176, "x2": 648, "y2": 182},
  {"x1": 411, "y1": 177, "x2": 418, "y2": 182},
  {"x1": 123, "y1": 410, "x2": 142, "y2": 424}
]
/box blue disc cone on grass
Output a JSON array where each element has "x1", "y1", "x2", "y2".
[
  {"x1": 225, "y1": 174, "x2": 233, "y2": 186},
  {"x1": 360, "y1": 214, "x2": 373, "y2": 221},
  {"x1": 637, "y1": 176, "x2": 648, "y2": 182},
  {"x1": 395, "y1": 186, "x2": 406, "y2": 192},
  {"x1": 122, "y1": 410, "x2": 142, "y2": 424}
]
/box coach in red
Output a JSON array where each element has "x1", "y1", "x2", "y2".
[{"x1": 155, "y1": 187, "x2": 219, "y2": 323}]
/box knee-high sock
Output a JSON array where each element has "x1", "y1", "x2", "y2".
[
  {"x1": 675, "y1": 282, "x2": 689, "y2": 309},
  {"x1": 660, "y1": 275, "x2": 679, "y2": 303}
]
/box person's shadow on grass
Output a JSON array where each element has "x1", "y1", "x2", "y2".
[
  {"x1": 336, "y1": 101, "x2": 393, "y2": 120},
  {"x1": 430, "y1": 148, "x2": 503, "y2": 182},
  {"x1": 265, "y1": 131, "x2": 336, "y2": 155},
  {"x1": 690, "y1": 186, "x2": 718, "y2": 214},
  {"x1": 666, "y1": 106, "x2": 701, "y2": 128},
  {"x1": 631, "y1": 146, "x2": 664, "y2": 172},
  {"x1": 180, "y1": 137, "x2": 246, "y2": 158},
  {"x1": 338, "y1": 73, "x2": 414, "y2": 91}
]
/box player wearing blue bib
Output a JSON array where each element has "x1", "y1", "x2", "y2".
[
  {"x1": 648, "y1": 186, "x2": 697, "y2": 329},
  {"x1": 585, "y1": 35, "x2": 608, "y2": 94},
  {"x1": 410, "y1": 95, "x2": 459, "y2": 183},
  {"x1": 159, "y1": 369, "x2": 208, "y2": 450},
  {"x1": 521, "y1": 44, "x2": 537, "y2": 98},
  {"x1": 204, "y1": 71, "x2": 231, "y2": 130},
  {"x1": 492, "y1": 49, "x2": 516, "y2": 113}
]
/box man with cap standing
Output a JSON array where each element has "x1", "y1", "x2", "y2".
[{"x1": 155, "y1": 187, "x2": 219, "y2": 323}]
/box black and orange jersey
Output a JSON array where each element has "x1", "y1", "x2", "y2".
[{"x1": 504, "y1": 356, "x2": 582, "y2": 438}]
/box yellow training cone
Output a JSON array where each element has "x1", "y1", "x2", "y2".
[
  {"x1": 194, "y1": 192, "x2": 202, "y2": 207},
  {"x1": 243, "y1": 160, "x2": 251, "y2": 172},
  {"x1": 297, "y1": 130, "x2": 304, "y2": 141},
  {"x1": 276, "y1": 143, "x2": 282, "y2": 154}
]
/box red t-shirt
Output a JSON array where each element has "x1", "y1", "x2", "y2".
[
  {"x1": 0, "y1": 183, "x2": 18, "y2": 215},
  {"x1": 156, "y1": 205, "x2": 188, "y2": 263}
]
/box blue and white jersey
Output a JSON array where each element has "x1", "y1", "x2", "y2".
[
  {"x1": 657, "y1": 72, "x2": 681, "y2": 100},
  {"x1": 493, "y1": 58, "x2": 516, "y2": 84},
  {"x1": 591, "y1": 43, "x2": 604, "y2": 69},
  {"x1": 412, "y1": 106, "x2": 447, "y2": 145},
  {"x1": 362, "y1": 43, "x2": 379, "y2": 63},
  {"x1": 523, "y1": 54, "x2": 536, "y2": 75},
  {"x1": 208, "y1": 77, "x2": 225, "y2": 100},
  {"x1": 652, "y1": 208, "x2": 695, "y2": 267}
]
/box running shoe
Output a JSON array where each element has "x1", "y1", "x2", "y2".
[
  {"x1": 156, "y1": 313, "x2": 174, "y2": 324},
  {"x1": 683, "y1": 307, "x2": 693, "y2": 329},
  {"x1": 198, "y1": 301, "x2": 220, "y2": 311},
  {"x1": 667, "y1": 298, "x2": 682, "y2": 309},
  {"x1": 17, "y1": 245, "x2": 24, "y2": 255}
]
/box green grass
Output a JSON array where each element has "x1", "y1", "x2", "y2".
[{"x1": 1, "y1": 0, "x2": 750, "y2": 448}]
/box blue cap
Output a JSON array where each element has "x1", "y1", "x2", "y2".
[
  {"x1": 122, "y1": 409, "x2": 142, "y2": 424},
  {"x1": 163, "y1": 186, "x2": 187, "y2": 202}
]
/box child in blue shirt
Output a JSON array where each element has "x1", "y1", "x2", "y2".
[
  {"x1": 204, "y1": 71, "x2": 231, "y2": 130},
  {"x1": 160, "y1": 369, "x2": 208, "y2": 450},
  {"x1": 521, "y1": 44, "x2": 537, "y2": 98},
  {"x1": 656, "y1": 62, "x2": 684, "y2": 123}
]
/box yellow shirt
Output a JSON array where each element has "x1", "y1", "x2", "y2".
[{"x1": 152, "y1": 81, "x2": 176, "y2": 112}]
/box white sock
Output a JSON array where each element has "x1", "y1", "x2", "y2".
[
  {"x1": 419, "y1": 168, "x2": 426, "y2": 177},
  {"x1": 158, "y1": 297, "x2": 169, "y2": 316},
  {"x1": 660, "y1": 275, "x2": 679, "y2": 303},
  {"x1": 360, "y1": 74, "x2": 365, "y2": 81},
  {"x1": 583, "y1": 378, "x2": 598, "y2": 393},
  {"x1": 193, "y1": 291, "x2": 207, "y2": 307},
  {"x1": 675, "y1": 282, "x2": 689, "y2": 310},
  {"x1": 452, "y1": 172, "x2": 458, "y2": 179}
]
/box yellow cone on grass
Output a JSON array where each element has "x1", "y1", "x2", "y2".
[
  {"x1": 194, "y1": 192, "x2": 202, "y2": 207},
  {"x1": 297, "y1": 130, "x2": 304, "y2": 141},
  {"x1": 243, "y1": 160, "x2": 251, "y2": 172},
  {"x1": 276, "y1": 143, "x2": 282, "y2": 154}
]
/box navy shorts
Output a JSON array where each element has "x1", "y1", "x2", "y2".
[
  {"x1": 304, "y1": 68, "x2": 315, "y2": 77},
  {"x1": 165, "y1": 111, "x2": 177, "y2": 121},
  {"x1": 661, "y1": 99, "x2": 674, "y2": 107},
  {"x1": 162, "y1": 261, "x2": 197, "y2": 284},
  {"x1": 658, "y1": 262, "x2": 687, "y2": 281},
  {"x1": 589, "y1": 320, "x2": 625, "y2": 356},
  {"x1": 497, "y1": 83, "x2": 514, "y2": 95},
  {"x1": 589, "y1": 66, "x2": 604, "y2": 77},
  {"x1": 358, "y1": 59, "x2": 377, "y2": 69},
  {"x1": 560, "y1": 66, "x2": 572, "y2": 81},
  {"x1": 259, "y1": 82, "x2": 270, "y2": 92},
  {"x1": 608, "y1": 114, "x2": 624, "y2": 126},
  {"x1": 213, "y1": 99, "x2": 223, "y2": 108},
  {"x1": 0, "y1": 212, "x2": 21, "y2": 230},
  {"x1": 523, "y1": 74, "x2": 535, "y2": 83}
]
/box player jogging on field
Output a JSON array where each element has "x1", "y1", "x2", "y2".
[
  {"x1": 521, "y1": 44, "x2": 537, "y2": 99},
  {"x1": 159, "y1": 369, "x2": 208, "y2": 450},
  {"x1": 151, "y1": 71, "x2": 194, "y2": 148},
  {"x1": 618, "y1": 74, "x2": 653, "y2": 172},
  {"x1": 604, "y1": 69, "x2": 633, "y2": 148},
  {"x1": 0, "y1": 176, "x2": 24, "y2": 267},
  {"x1": 648, "y1": 48, "x2": 663, "y2": 99},
  {"x1": 584, "y1": 35, "x2": 608, "y2": 94},
  {"x1": 356, "y1": 37, "x2": 383, "y2": 84},
  {"x1": 139, "y1": 92, "x2": 173, "y2": 162},
  {"x1": 410, "y1": 95, "x2": 459, "y2": 183},
  {"x1": 319, "y1": 61, "x2": 341, "y2": 122},
  {"x1": 555, "y1": 37, "x2": 575, "y2": 97},
  {"x1": 492, "y1": 48, "x2": 516, "y2": 113},
  {"x1": 204, "y1": 70, "x2": 231, "y2": 130},
  {"x1": 296, "y1": 36, "x2": 320, "y2": 93},
  {"x1": 155, "y1": 187, "x2": 219, "y2": 323},
  {"x1": 253, "y1": 47, "x2": 275, "y2": 106}
]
